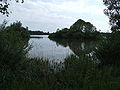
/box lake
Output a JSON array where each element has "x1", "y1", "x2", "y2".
[
  {"x1": 28, "y1": 35, "x2": 97, "y2": 61},
  {"x1": 28, "y1": 35, "x2": 74, "y2": 61}
]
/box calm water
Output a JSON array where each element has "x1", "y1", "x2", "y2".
[
  {"x1": 28, "y1": 35, "x2": 74, "y2": 61},
  {"x1": 28, "y1": 35, "x2": 97, "y2": 61}
]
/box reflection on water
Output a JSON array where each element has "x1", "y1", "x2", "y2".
[
  {"x1": 28, "y1": 35, "x2": 74, "y2": 61},
  {"x1": 28, "y1": 35, "x2": 98, "y2": 61},
  {"x1": 50, "y1": 38, "x2": 98, "y2": 56}
]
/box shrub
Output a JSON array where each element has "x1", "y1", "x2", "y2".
[
  {"x1": 94, "y1": 32, "x2": 120, "y2": 66},
  {"x1": 0, "y1": 21, "x2": 30, "y2": 88}
]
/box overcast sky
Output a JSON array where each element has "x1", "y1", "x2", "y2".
[{"x1": 0, "y1": 0, "x2": 110, "y2": 32}]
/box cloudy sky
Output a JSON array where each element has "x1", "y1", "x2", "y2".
[{"x1": 0, "y1": 0, "x2": 110, "y2": 32}]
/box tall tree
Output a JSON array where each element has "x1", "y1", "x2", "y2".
[
  {"x1": 0, "y1": 0, "x2": 24, "y2": 16},
  {"x1": 103, "y1": 0, "x2": 120, "y2": 31},
  {"x1": 70, "y1": 19, "x2": 97, "y2": 33}
]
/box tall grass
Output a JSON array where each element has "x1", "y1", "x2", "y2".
[{"x1": 2, "y1": 55, "x2": 119, "y2": 90}]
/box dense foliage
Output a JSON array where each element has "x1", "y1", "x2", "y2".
[
  {"x1": 94, "y1": 32, "x2": 120, "y2": 66},
  {"x1": 49, "y1": 19, "x2": 100, "y2": 40},
  {"x1": 94, "y1": 0, "x2": 120, "y2": 66},
  {"x1": 1, "y1": 55, "x2": 120, "y2": 90},
  {"x1": 0, "y1": 21, "x2": 30, "y2": 85},
  {"x1": 103, "y1": 0, "x2": 120, "y2": 31}
]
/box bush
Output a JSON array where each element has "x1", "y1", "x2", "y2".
[
  {"x1": 0, "y1": 21, "x2": 30, "y2": 88},
  {"x1": 0, "y1": 21, "x2": 30, "y2": 67},
  {"x1": 94, "y1": 32, "x2": 120, "y2": 66}
]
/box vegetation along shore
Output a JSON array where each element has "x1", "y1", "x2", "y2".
[{"x1": 0, "y1": 0, "x2": 120, "y2": 90}]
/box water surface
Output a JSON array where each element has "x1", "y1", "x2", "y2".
[
  {"x1": 28, "y1": 35, "x2": 74, "y2": 61},
  {"x1": 28, "y1": 35, "x2": 98, "y2": 61}
]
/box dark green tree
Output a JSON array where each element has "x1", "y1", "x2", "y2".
[
  {"x1": 94, "y1": 0, "x2": 120, "y2": 66},
  {"x1": 49, "y1": 19, "x2": 100, "y2": 39},
  {"x1": 70, "y1": 19, "x2": 97, "y2": 33},
  {"x1": 103, "y1": 0, "x2": 120, "y2": 31},
  {"x1": 0, "y1": 21, "x2": 30, "y2": 69},
  {"x1": 7, "y1": 21, "x2": 30, "y2": 41},
  {"x1": 0, "y1": 0, "x2": 24, "y2": 16}
]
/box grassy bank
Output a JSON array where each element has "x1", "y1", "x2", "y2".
[{"x1": 1, "y1": 55, "x2": 120, "y2": 90}]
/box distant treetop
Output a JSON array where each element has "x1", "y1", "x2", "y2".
[{"x1": 70, "y1": 19, "x2": 97, "y2": 33}]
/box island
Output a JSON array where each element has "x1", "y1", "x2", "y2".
[{"x1": 49, "y1": 19, "x2": 100, "y2": 40}]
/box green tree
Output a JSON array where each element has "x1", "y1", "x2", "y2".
[
  {"x1": 94, "y1": 0, "x2": 120, "y2": 66},
  {"x1": 0, "y1": 21, "x2": 30, "y2": 68},
  {"x1": 70, "y1": 19, "x2": 97, "y2": 33},
  {"x1": 0, "y1": 0, "x2": 24, "y2": 16},
  {"x1": 7, "y1": 21, "x2": 30, "y2": 41},
  {"x1": 103, "y1": 0, "x2": 120, "y2": 31}
]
